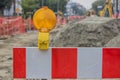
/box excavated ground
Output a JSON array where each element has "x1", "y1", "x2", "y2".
[{"x1": 0, "y1": 17, "x2": 120, "y2": 80}]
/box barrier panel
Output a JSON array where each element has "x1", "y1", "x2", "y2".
[{"x1": 13, "y1": 47, "x2": 120, "y2": 79}]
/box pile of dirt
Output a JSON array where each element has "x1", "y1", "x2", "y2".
[
  {"x1": 50, "y1": 17, "x2": 120, "y2": 47},
  {"x1": 105, "y1": 34, "x2": 120, "y2": 47}
]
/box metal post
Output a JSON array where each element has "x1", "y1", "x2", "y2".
[
  {"x1": 13, "y1": 0, "x2": 16, "y2": 16},
  {"x1": 113, "y1": 0, "x2": 115, "y2": 9},
  {"x1": 57, "y1": 0, "x2": 60, "y2": 13},
  {"x1": 116, "y1": 0, "x2": 119, "y2": 18},
  {"x1": 39, "y1": 0, "x2": 41, "y2": 7},
  {"x1": 42, "y1": 0, "x2": 44, "y2": 6},
  {"x1": 48, "y1": 0, "x2": 50, "y2": 8}
]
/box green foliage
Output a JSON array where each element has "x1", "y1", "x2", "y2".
[
  {"x1": 21, "y1": 0, "x2": 39, "y2": 14},
  {"x1": 0, "y1": 0, "x2": 12, "y2": 9},
  {"x1": 59, "y1": 0, "x2": 68, "y2": 12},
  {"x1": 0, "y1": 0, "x2": 13, "y2": 15},
  {"x1": 21, "y1": 0, "x2": 69, "y2": 16},
  {"x1": 21, "y1": 0, "x2": 40, "y2": 18},
  {"x1": 70, "y1": 2, "x2": 86, "y2": 15},
  {"x1": 41, "y1": 0, "x2": 69, "y2": 12}
]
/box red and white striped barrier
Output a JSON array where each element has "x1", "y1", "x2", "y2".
[{"x1": 13, "y1": 47, "x2": 120, "y2": 79}]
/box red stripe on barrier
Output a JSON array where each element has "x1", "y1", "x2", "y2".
[
  {"x1": 13, "y1": 48, "x2": 26, "y2": 78},
  {"x1": 52, "y1": 48, "x2": 77, "y2": 78},
  {"x1": 102, "y1": 48, "x2": 120, "y2": 78}
]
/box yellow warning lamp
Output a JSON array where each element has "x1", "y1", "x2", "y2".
[{"x1": 33, "y1": 6, "x2": 57, "y2": 50}]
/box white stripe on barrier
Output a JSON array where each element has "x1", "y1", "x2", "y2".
[
  {"x1": 26, "y1": 48, "x2": 51, "y2": 79},
  {"x1": 78, "y1": 48, "x2": 102, "y2": 78}
]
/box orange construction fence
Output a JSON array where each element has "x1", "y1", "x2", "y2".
[
  {"x1": 113, "y1": 14, "x2": 120, "y2": 18},
  {"x1": 57, "y1": 16, "x2": 67, "y2": 25},
  {"x1": 56, "y1": 15, "x2": 86, "y2": 25},
  {"x1": 24, "y1": 18, "x2": 35, "y2": 31},
  {"x1": 68, "y1": 16, "x2": 85, "y2": 20},
  {"x1": 0, "y1": 16, "x2": 35, "y2": 37},
  {"x1": 0, "y1": 16, "x2": 25, "y2": 37}
]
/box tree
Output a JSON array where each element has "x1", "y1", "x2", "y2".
[
  {"x1": 92, "y1": 0, "x2": 105, "y2": 15},
  {"x1": 0, "y1": 0, "x2": 13, "y2": 15},
  {"x1": 21, "y1": 0, "x2": 40, "y2": 18},
  {"x1": 68, "y1": 2, "x2": 86, "y2": 15},
  {"x1": 21, "y1": 0, "x2": 69, "y2": 17},
  {"x1": 59, "y1": 0, "x2": 69, "y2": 12},
  {"x1": 21, "y1": 0, "x2": 39, "y2": 14},
  {"x1": 44, "y1": 0, "x2": 69, "y2": 12}
]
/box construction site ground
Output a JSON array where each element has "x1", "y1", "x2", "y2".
[{"x1": 0, "y1": 17, "x2": 120, "y2": 80}]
